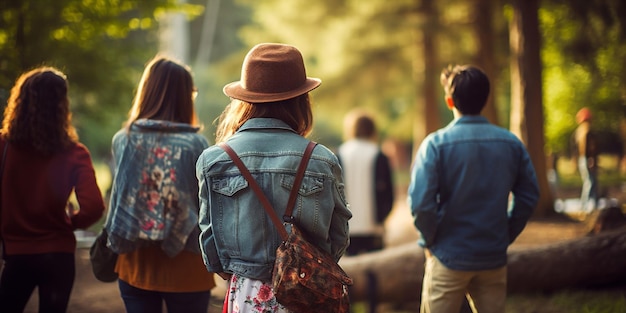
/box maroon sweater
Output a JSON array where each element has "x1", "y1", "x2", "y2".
[{"x1": 0, "y1": 140, "x2": 105, "y2": 255}]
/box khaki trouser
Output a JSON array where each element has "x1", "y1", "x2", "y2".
[{"x1": 421, "y1": 252, "x2": 507, "y2": 313}]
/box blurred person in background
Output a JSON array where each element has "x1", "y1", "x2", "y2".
[
  {"x1": 338, "y1": 109, "x2": 394, "y2": 255},
  {"x1": 0, "y1": 66, "x2": 106, "y2": 313},
  {"x1": 574, "y1": 107, "x2": 598, "y2": 212},
  {"x1": 337, "y1": 109, "x2": 394, "y2": 313}
]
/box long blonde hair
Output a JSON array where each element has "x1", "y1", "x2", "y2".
[{"x1": 214, "y1": 94, "x2": 313, "y2": 143}]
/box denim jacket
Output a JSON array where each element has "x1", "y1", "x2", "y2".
[
  {"x1": 106, "y1": 119, "x2": 210, "y2": 257},
  {"x1": 408, "y1": 116, "x2": 539, "y2": 271},
  {"x1": 196, "y1": 118, "x2": 351, "y2": 282}
]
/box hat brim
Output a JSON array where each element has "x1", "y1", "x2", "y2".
[{"x1": 223, "y1": 78, "x2": 321, "y2": 103}]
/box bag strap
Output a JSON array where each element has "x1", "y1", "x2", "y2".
[
  {"x1": 218, "y1": 141, "x2": 317, "y2": 241},
  {"x1": 283, "y1": 141, "x2": 317, "y2": 222}
]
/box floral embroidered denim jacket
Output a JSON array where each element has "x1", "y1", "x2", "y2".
[{"x1": 106, "y1": 119, "x2": 210, "y2": 257}]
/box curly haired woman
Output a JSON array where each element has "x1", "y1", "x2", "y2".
[{"x1": 0, "y1": 67, "x2": 106, "y2": 312}]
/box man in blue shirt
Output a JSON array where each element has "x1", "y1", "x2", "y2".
[{"x1": 408, "y1": 65, "x2": 539, "y2": 313}]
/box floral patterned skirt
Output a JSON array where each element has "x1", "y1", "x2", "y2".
[{"x1": 223, "y1": 273, "x2": 290, "y2": 313}]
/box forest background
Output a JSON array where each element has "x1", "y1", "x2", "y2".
[
  {"x1": 2, "y1": 1, "x2": 626, "y2": 312},
  {"x1": 1, "y1": 0, "x2": 625, "y2": 217}
]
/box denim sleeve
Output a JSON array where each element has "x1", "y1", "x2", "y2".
[
  {"x1": 508, "y1": 146, "x2": 540, "y2": 243},
  {"x1": 197, "y1": 155, "x2": 223, "y2": 273},
  {"x1": 408, "y1": 139, "x2": 440, "y2": 247}
]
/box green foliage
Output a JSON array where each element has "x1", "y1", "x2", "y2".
[
  {"x1": 231, "y1": 0, "x2": 487, "y2": 144},
  {"x1": 541, "y1": 0, "x2": 626, "y2": 155},
  {"x1": 3, "y1": 0, "x2": 624, "y2": 163},
  {"x1": 185, "y1": 0, "x2": 252, "y2": 143},
  {"x1": 507, "y1": 288, "x2": 626, "y2": 313},
  {"x1": 0, "y1": 0, "x2": 200, "y2": 159},
  {"x1": 234, "y1": 0, "x2": 416, "y2": 141}
]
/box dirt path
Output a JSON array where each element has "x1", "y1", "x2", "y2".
[{"x1": 23, "y1": 248, "x2": 225, "y2": 313}]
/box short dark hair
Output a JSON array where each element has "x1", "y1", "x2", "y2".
[
  {"x1": 440, "y1": 65, "x2": 490, "y2": 115},
  {"x1": 343, "y1": 110, "x2": 376, "y2": 140}
]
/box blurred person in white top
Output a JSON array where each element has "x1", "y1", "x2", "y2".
[{"x1": 337, "y1": 109, "x2": 394, "y2": 255}]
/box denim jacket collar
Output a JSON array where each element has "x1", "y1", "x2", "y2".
[
  {"x1": 449, "y1": 115, "x2": 489, "y2": 127},
  {"x1": 236, "y1": 118, "x2": 298, "y2": 134},
  {"x1": 131, "y1": 118, "x2": 201, "y2": 133}
]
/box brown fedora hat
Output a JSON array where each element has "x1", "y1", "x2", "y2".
[{"x1": 223, "y1": 43, "x2": 321, "y2": 103}]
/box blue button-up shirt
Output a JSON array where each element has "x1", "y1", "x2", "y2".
[{"x1": 408, "y1": 116, "x2": 539, "y2": 270}]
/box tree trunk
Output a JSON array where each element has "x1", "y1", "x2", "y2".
[
  {"x1": 473, "y1": 0, "x2": 499, "y2": 125},
  {"x1": 412, "y1": 0, "x2": 440, "y2": 157},
  {"x1": 194, "y1": 0, "x2": 221, "y2": 67},
  {"x1": 158, "y1": 0, "x2": 190, "y2": 62},
  {"x1": 340, "y1": 228, "x2": 626, "y2": 303},
  {"x1": 508, "y1": 0, "x2": 554, "y2": 217}
]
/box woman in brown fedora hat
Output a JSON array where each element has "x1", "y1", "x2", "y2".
[{"x1": 196, "y1": 43, "x2": 352, "y2": 312}]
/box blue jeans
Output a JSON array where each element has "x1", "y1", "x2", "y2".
[
  {"x1": 118, "y1": 279, "x2": 211, "y2": 313},
  {"x1": 578, "y1": 156, "x2": 598, "y2": 210},
  {"x1": 0, "y1": 252, "x2": 75, "y2": 313}
]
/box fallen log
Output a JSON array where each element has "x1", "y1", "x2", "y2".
[
  {"x1": 507, "y1": 226, "x2": 626, "y2": 293},
  {"x1": 339, "y1": 227, "x2": 626, "y2": 303}
]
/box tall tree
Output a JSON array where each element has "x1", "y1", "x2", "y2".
[
  {"x1": 509, "y1": 0, "x2": 553, "y2": 216},
  {"x1": 472, "y1": 0, "x2": 500, "y2": 125},
  {"x1": 412, "y1": 0, "x2": 441, "y2": 154}
]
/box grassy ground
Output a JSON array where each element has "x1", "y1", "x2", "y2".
[
  {"x1": 554, "y1": 155, "x2": 625, "y2": 190},
  {"x1": 349, "y1": 287, "x2": 626, "y2": 313},
  {"x1": 506, "y1": 287, "x2": 626, "y2": 313}
]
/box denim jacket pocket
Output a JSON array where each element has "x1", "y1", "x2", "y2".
[
  {"x1": 280, "y1": 174, "x2": 324, "y2": 196},
  {"x1": 210, "y1": 175, "x2": 249, "y2": 257},
  {"x1": 280, "y1": 174, "x2": 331, "y2": 241},
  {"x1": 211, "y1": 175, "x2": 248, "y2": 196}
]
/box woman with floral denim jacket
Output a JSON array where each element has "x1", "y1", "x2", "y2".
[
  {"x1": 106, "y1": 56, "x2": 215, "y2": 313},
  {"x1": 196, "y1": 43, "x2": 351, "y2": 312}
]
